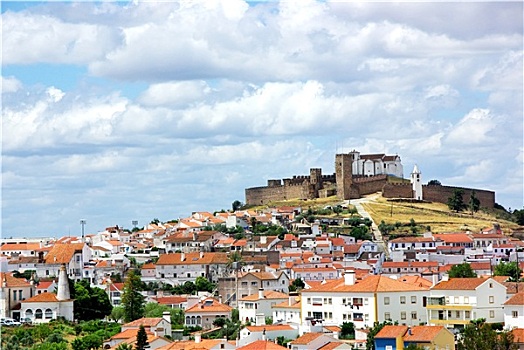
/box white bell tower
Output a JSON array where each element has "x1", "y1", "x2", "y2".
[{"x1": 411, "y1": 164, "x2": 423, "y2": 200}]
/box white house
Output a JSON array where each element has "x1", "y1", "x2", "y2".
[
  {"x1": 20, "y1": 265, "x2": 73, "y2": 323},
  {"x1": 272, "y1": 295, "x2": 301, "y2": 326},
  {"x1": 300, "y1": 271, "x2": 429, "y2": 330},
  {"x1": 238, "y1": 289, "x2": 289, "y2": 324},
  {"x1": 504, "y1": 292, "x2": 524, "y2": 329},
  {"x1": 238, "y1": 324, "x2": 298, "y2": 347},
  {"x1": 426, "y1": 277, "x2": 507, "y2": 329}
]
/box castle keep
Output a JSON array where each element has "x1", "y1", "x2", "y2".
[
  {"x1": 245, "y1": 151, "x2": 403, "y2": 205},
  {"x1": 245, "y1": 151, "x2": 495, "y2": 209}
]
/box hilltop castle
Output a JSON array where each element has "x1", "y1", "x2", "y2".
[{"x1": 245, "y1": 151, "x2": 495, "y2": 209}]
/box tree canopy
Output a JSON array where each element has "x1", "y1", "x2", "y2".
[
  {"x1": 448, "y1": 263, "x2": 477, "y2": 278},
  {"x1": 447, "y1": 189, "x2": 466, "y2": 212},
  {"x1": 74, "y1": 279, "x2": 113, "y2": 321},
  {"x1": 494, "y1": 262, "x2": 522, "y2": 282},
  {"x1": 121, "y1": 270, "x2": 146, "y2": 322},
  {"x1": 456, "y1": 319, "x2": 517, "y2": 350}
]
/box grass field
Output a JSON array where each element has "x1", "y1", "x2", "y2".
[
  {"x1": 250, "y1": 193, "x2": 519, "y2": 234},
  {"x1": 360, "y1": 194, "x2": 519, "y2": 234}
]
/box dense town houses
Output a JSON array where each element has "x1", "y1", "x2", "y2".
[{"x1": 0, "y1": 203, "x2": 523, "y2": 349}]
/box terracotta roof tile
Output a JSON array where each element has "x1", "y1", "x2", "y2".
[
  {"x1": 504, "y1": 292, "x2": 524, "y2": 305},
  {"x1": 156, "y1": 252, "x2": 228, "y2": 265},
  {"x1": 302, "y1": 275, "x2": 428, "y2": 293},
  {"x1": 511, "y1": 328, "x2": 524, "y2": 343},
  {"x1": 123, "y1": 317, "x2": 163, "y2": 327},
  {"x1": 44, "y1": 243, "x2": 85, "y2": 264},
  {"x1": 237, "y1": 340, "x2": 288, "y2": 350},
  {"x1": 240, "y1": 290, "x2": 289, "y2": 301},
  {"x1": 431, "y1": 278, "x2": 488, "y2": 290},
  {"x1": 318, "y1": 342, "x2": 346, "y2": 350},
  {"x1": 0, "y1": 272, "x2": 31, "y2": 287},
  {"x1": 375, "y1": 325, "x2": 409, "y2": 338},
  {"x1": 246, "y1": 324, "x2": 294, "y2": 332},
  {"x1": 290, "y1": 332, "x2": 324, "y2": 345},
  {"x1": 24, "y1": 292, "x2": 59, "y2": 302},
  {"x1": 185, "y1": 298, "x2": 233, "y2": 314},
  {"x1": 403, "y1": 326, "x2": 446, "y2": 342}
]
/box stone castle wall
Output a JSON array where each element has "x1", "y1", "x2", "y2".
[
  {"x1": 245, "y1": 183, "x2": 308, "y2": 206},
  {"x1": 383, "y1": 183, "x2": 495, "y2": 209},
  {"x1": 352, "y1": 175, "x2": 388, "y2": 198},
  {"x1": 382, "y1": 183, "x2": 413, "y2": 199},
  {"x1": 423, "y1": 185, "x2": 495, "y2": 209}
]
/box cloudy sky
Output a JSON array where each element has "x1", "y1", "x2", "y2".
[{"x1": 2, "y1": 1, "x2": 523, "y2": 238}]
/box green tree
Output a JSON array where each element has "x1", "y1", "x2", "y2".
[
  {"x1": 427, "y1": 179, "x2": 441, "y2": 186},
  {"x1": 34, "y1": 323, "x2": 52, "y2": 343},
  {"x1": 289, "y1": 277, "x2": 305, "y2": 292},
  {"x1": 265, "y1": 316, "x2": 273, "y2": 325},
  {"x1": 121, "y1": 270, "x2": 146, "y2": 322},
  {"x1": 513, "y1": 208, "x2": 524, "y2": 225},
  {"x1": 231, "y1": 308, "x2": 239, "y2": 323},
  {"x1": 74, "y1": 279, "x2": 113, "y2": 321},
  {"x1": 213, "y1": 317, "x2": 227, "y2": 327},
  {"x1": 469, "y1": 190, "x2": 481, "y2": 214},
  {"x1": 195, "y1": 276, "x2": 215, "y2": 292},
  {"x1": 340, "y1": 321, "x2": 355, "y2": 340},
  {"x1": 448, "y1": 263, "x2": 477, "y2": 278},
  {"x1": 110, "y1": 306, "x2": 125, "y2": 323},
  {"x1": 457, "y1": 320, "x2": 517, "y2": 350},
  {"x1": 448, "y1": 189, "x2": 465, "y2": 212},
  {"x1": 135, "y1": 325, "x2": 149, "y2": 350},
  {"x1": 116, "y1": 344, "x2": 134, "y2": 350},
  {"x1": 232, "y1": 200, "x2": 243, "y2": 211},
  {"x1": 494, "y1": 262, "x2": 522, "y2": 282}
]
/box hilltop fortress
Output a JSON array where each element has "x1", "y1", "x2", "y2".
[{"x1": 245, "y1": 150, "x2": 495, "y2": 209}]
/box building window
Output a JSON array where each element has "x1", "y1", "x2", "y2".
[
  {"x1": 400, "y1": 296, "x2": 406, "y2": 304},
  {"x1": 489, "y1": 296, "x2": 494, "y2": 304},
  {"x1": 464, "y1": 297, "x2": 469, "y2": 304},
  {"x1": 489, "y1": 283, "x2": 493, "y2": 288},
  {"x1": 45, "y1": 309, "x2": 53, "y2": 319},
  {"x1": 353, "y1": 298, "x2": 363, "y2": 306},
  {"x1": 465, "y1": 311, "x2": 470, "y2": 319},
  {"x1": 490, "y1": 311, "x2": 495, "y2": 318},
  {"x1": 401, "y1": 312, "x2": 406, "y2": 320},
  {"x1": 456, "y1": 311, "x2": 460, "y2": 318},
  {"x1": 251, "y1": 281, "x2": 258, "y2": 286},
  {"x1": 384, "y1": 297, "x2": 390, "y2": 305},
  {"x1": 384, "y1": 312, "x2": 391, "y2": 320},
  {"x1": 35, "y1": 309, "x2": 43, "y2": 319},
  {"x1": 512, "y1": 311, "x2": 518, "y2": 318},
  {"x1": 411, "y1": 296, "x2": 416, "y2": 304},
  {"x1": 313, "y1": 312, "x2": 322, "y2": 320},
  {"x1": 454, "y1": 297, "x2": 459, "y2": 304},
  {"x1": 411, "y1": 312, "x2": 417, "y2": 320}
]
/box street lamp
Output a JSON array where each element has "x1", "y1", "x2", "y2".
[{"x1": 80, "y1": 219, "x2": 86, "y2": 242}]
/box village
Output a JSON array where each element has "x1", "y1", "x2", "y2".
[{"x1": 1, "y1": 184, "x2": 523, "y2": 350}]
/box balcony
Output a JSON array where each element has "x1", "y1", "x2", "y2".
[{"x1": 427, "y1": 297, "x2": 445, "y2": 306}]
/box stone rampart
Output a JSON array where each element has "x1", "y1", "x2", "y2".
[
  {"x1": 423, "y1": 185, "x2": 495, "y2": 209},
  {"x1": 382, "y1": 183, "x2": 413, "y2": 199}
]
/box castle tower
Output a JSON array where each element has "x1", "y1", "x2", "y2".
[
  {"x1": 309, "y1": 168, "x2": 322, "y2": 199},
  {"x1": 411, "y1": 164, "x2": 423, "y2": 200},
  {"x1": 56, "y1": 264, "x2": 70, "y2": 301},
  {"x1": 335, "y1": 154, "x2": 353, "y2": 200}
]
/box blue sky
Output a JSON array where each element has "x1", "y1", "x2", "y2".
[{"x1": 2, "y1": 0, "x2": 523, "y2": 238}]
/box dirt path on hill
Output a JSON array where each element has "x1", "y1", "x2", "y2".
[{"x1": 347, "y1": 193, "x2": 390, "y2": 259}]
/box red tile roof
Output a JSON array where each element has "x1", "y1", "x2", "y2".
[
  {"x1": 24, "y1": 292, "x2": 59, "y2": 302},
  {"x1": 403, "y1": 326, "x2": 446, "y2": 342},
  {"x1": 431, "y1": 278, "x2": 487, "y2": 290},
  {"x1": 504, "y1": 292, "x2": 524, "y2": 305},
  {"x1": 44, "y1": 243, "x2": 85, "y2": 264},
  {"x1": 302, "y1": 275, "x2": 428, "y2": 293},
  {"x1": 237, "y1": 340, "x2": 288, "y2": 350},
  {"x1": 375, "y1": 325, "x2": 409, "y2": 338},
  {"x1": 290, "y1": 332, "x2": 324, "y2": 345}
]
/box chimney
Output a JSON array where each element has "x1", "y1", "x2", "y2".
[
  {"x1": 442, "y1": 274, "x2": 449, "y2": 281},
  {"x1": 195, "y1": 332, "x2": 201, "y2": 343},
  {"x1": 260, "y1": 236, "x2": 267, "y2": 244},
  {"x1": 344, "y1": 270, "x2": 355, "y2": 286},
  {"x1": 288, "y1": 291, "x2": 298, "y2": 306},
  {"x1": 262, "y1": 328, "x2": 266, "y2": 341},
  {"x1": 258, "y1": 288, "x2": 264, "y2": 299},
  {"x1": 56, "y1": 264, "x2": 71, "y2": 301},
  {"x1": 408, "y1": 328, "x2": 412, "y2": 335},
  {"x1": 181, "y1": 252, "x2": 185, "y2": 261},
  {"x1": 193, "y1": 232, "x2": 197, "y2": 241},
  {"x1": 200, "y1": 251, "x2": 204, "y2": 259},
  {"x1": 219, "y1": 295, "x2": 222, "y2": 304},
  {"x1": 162, "y1": 311, "x2": 171, "y2": 324}
]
